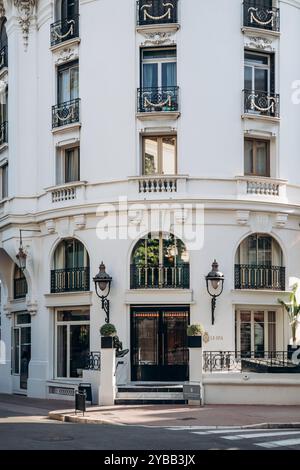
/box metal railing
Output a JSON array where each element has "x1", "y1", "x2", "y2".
[
  {"x1": 50, "y1": 15, "x2": 80, "y2": 47},
  {"x1": 14, "y1": 277, "x2": 28, "y2": 299},
  {"x1": 235, "y1": 264, "x2": 285, "y2": 290},
  {"x1": 137, "y1": 86, "x2": 179, "y2": 113},
  {"x1": 137, "y1": 0, "x2": 178, "y2": 26},
  {"x1": 203, "y1": 351, "x2": 299, "y2": 373},
  {"x1": 130, "y1": 263, "x2": 190, "y2": 289},
  {"x1": 243, "y1": 1, "x2": 280, "y2": 32},
  {"x1": 52, "y1": 98, "x2": 80, "y2": 128},
  {"x1": 0, "y1": 121, "x2": 8, "y2": 146},
  {"x1": 84, "y1": 351, "x2": 101, "y2": 371},
  {"x1": 0, "y1": 45, "x2": 7, "y2": 70},
  {"x1": 244, "y1": 89, "x2": 280, "y2": 118},
  {"x1": 50, "y1": 267, "x2": 90, "y2": 293}
]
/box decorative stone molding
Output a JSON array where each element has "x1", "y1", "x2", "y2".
[
  {"x1": 55, "y1": 46, "x2": 78, "y2": 65},
  {"x1": 26, "y1": 299, "x2": 38, "y2": 316},
  {"x1": 45, "y1": 219, "x2": 56, "y2": 234},
  {"x1": 236, "y1": 210, "x2": 250, "y2": 226},
  {"x1": 275, "y1": 213, "x2": 288, "y2": 228},
  {"x1": 3, "y1": 303, "x2": 12, "y2": 319},
  {"x1": 251, "y1": 213, "x2": 272, "y2": 233},
  {"x1": 13, "y1": 0, "x2": 37, "y2": 50},
  {"x1": 0, "y1": 1, "x2": 5, "y2": 17},
  {"x1": 245, "y1": 36, "x2": 273, "y2": 51},
  {"x1": 74, "y1": 214, "x2": 86, "y2": 230},
  {"x1": 141, "y1": 31, "x2": 175, "y2": 47},
  {"x1": 0, "y1": 75, "x2": 8, "y2": 95}
]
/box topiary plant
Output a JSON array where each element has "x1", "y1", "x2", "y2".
[
  {"x1": 187, "y1": 324, "x2": 205, "y2": 337},
  {"x1": 100, "y1": 323, "x2": 117, "y2": 337}
]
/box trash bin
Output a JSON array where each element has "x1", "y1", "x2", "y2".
[
  {"x1": 75, "y1": 391, "x2": 86, "y2": 415},
  {"x1": 78, "y1": 383, "x2": 92, "y2": 403},
  {"x1": 183, "y1": 382, "x2": 202, "y2": 406}
]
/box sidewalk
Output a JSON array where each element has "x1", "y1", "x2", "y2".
[{"x1": 49, "y1": 404, "x2": 300, "y2": 428}]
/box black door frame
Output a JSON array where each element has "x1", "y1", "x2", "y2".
[{"x1": 130, "y1": 305, "x2": 190, "y2": 382}]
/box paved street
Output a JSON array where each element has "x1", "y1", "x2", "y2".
[{"x1": 1, "y1": 394, "x2": 300, "y2": 450}]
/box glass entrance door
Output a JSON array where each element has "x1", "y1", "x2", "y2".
[
  {"x1": 12, "y1": 313, "x2": 31, "y2": 391},
  {"x1": 131, "y1": 307, "x2": 189, "y2": 381}
]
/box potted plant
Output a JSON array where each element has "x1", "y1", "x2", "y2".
[
  {"x1": 278, "y1": 283, "x2": 300, "y2": 358},
  {"x1": 187, "y1": 324, "x2": 204, "y2": 348},
  {"x1": 100, "y1": 323, "x2": 117, "y2": 349}
]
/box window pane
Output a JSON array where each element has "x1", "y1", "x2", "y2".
[
  {"x1": 2, "y1": 164, "x2": 8, "y2": 199},
  {"x1": 70, "y1": 324, "x2": 89, "y2": 378},
  {"x1": 58, "y1": 69, "x2": 70, "y2": 103},
  {"x1": 245, "y1": 53, "x2": 269, "y2": 66},
  {"x1": 70, "y1": 66, "x2": 79, "y2": 100},
  {"x1": 268, "y1": 311, "x2": 276, "y2": 352},
  {"x1": 255, "y1": 68, "x2": 268, "y2": 92},
  {"x1": 244, "y1": 140, "x2": 253, "y2": 175},
  {"x1": 162, "y1": 62, "x2": 177, "y2": 88},
  {"x1": 241, "y1": 320, "x2": 251, "y2": 357},
  {"x1": 65, "y1": 147, "x2": 80, "y2": 182},
  {"x1": 16, "y1": 313, "x2": 31, "y2": 325},
  {"x1": 162, "y1": 137, "x2": 176, "y2": 174},
  {"x1": 13, "y1": 328, "x2": 20, "y2": 374},
  {"x1": 244, "y1": 66, "x2": 252, "y2": 90},
  {"x1": 144, "y1": 137, "x2": 158, "y2": 175},
  {"x1": 254, "y1": 311, "x2": 265, "y2": 357},
  {"x1": 143, "y1": 64, "x2": 158, "y2": 88},
  {"x1": 57, "y1": 325, "x2": 67, "y2": 377},
  {"x1": 57, "y1": 309, "x2": 90, "y2": 322},
  {"x1": 143, "y1": 49, "x2": 176, "y2": 60},
  {"x1": 256, "y1": 141, "x2": 269, "y2": 176}
]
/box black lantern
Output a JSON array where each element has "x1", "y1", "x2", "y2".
[
  {"x1": 205, "y1": 260, "x2": 224, "y2": 325},
  {"x1": 93, "y1": 262, "x2": 112, "y2": 323},
  {"x1": 16, "y1": 229, "x2": 40, "y2": 271}
]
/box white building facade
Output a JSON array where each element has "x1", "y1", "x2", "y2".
[{"x1": 0, "y1": 0, "x2": 300, "y2": 404}]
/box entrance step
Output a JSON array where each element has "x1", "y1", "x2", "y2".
[{"x1": 115, "y1": 384, "x2": 187, "y2": 405}]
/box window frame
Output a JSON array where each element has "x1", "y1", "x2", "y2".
[
  {"x1": 141, "y1": 47, "x2": 177, "y2": 89},
  {"x1": 54, "y1": 307, "x2": 90, "y2": 380},
  {"x1": 0, "y1": 162, "x2": 8, "y2": 200},
  {"x1": 244, "y1": 51, "x2": 271, "y2": 93},
  {"x1": 56, "y1": 144, "x2": 80, "y2": 185},
  {"x1": 244, "y1": 137, "x2": 270, "y2": 177},
  {"x1": 142, "y1": 135, "x2": 177, "y2": 176},
  {"x1": 57, "y1": 60, "x2": 79, "y2": 105}
]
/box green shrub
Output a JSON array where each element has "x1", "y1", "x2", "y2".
[{"x1": 100, "y1": 323, "x2": 117, "y2": 337}]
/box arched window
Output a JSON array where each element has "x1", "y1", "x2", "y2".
[
  {"x1": 131, "y1": 233, "x2": 189, "y2": 289},
  {"x1": 55, "y1": 0, "x2": 79, "y2": 21},
  {"x1": 235, "y1": 234, "x2": 285, "y2": 290},
  {"x1": 51, "y1": 239, "x2": 90, "y2": 293},
  {"x1": 14, "y1": 265, "x2": 28, "y2": 299}
]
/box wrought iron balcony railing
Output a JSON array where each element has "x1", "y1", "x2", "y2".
[
  {"x1": 244, "y1": 89, "x2": 280, "y2": 118},
  {"x1": 50, "y1": 15, "x2": 79, "y2": 47},
  {"x1": 137, "y1": 86, "x2": 179, "y2": 113},
  {"x1": 84, "y1": 351, "x2": 101, "y2": 371},
  {"x1": 235, "y1": 264, "x2": 285, "y2": 291},
  {"x1": 52, "y1": 98, "x2": 80, "y2": 129},
  {"x1": 0, "y1": 45, "x2": 7, "y2": 70},
  {"x1": 243, "y1": 1, "x2": 280, "y2": 32},
  {"x1": 130, "y1": 263, "x2": 190, "y2": 289},
  {"x1": 14, "y1": 277, "x2": 28, "y2": 300},
  {"x1": 137, "y1": 0, "x2": 178, "y2": 26},
  {"x1": 203, "y1": 351, "x2": 298, "y2": 373},
  {"x1": 0, "y1": 121, "x2": 8, "y2": 146},
  {"x1": 51, "y1": 267, "x2": 90, "y2": 293}
]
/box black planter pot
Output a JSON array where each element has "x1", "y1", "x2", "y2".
[
  {"x1": 187, "y1": 336, "x2": 202, "y2": 348},
  {"x1": 101, "y1": 336, "x2": 115, "y2": 349},
  {"x1": 287, "y1": 344, "x2": 298, "y2": 360}
]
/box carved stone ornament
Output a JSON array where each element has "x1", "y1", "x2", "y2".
[
  {"x1": 56, "y1": 46, "x2": 78, "y2": 64},
  {"x1": 0, "y1": 2, "x2": 5, "y2": 17},
  {"x1": 26, "y1": 299, "x2": 38, "y2": 316},
  {"x1": 236, "y1": 210, "x2": 250, "y2": 226},
  {"x1": 141, "y1": 31, "x2": 175, "y2": 47},
  {"x1": 245, "y1": 36, "x2": 273, "y2": 51},
  {"x1": 14, "y1": 0, "x2": 37, "y2": 50}
]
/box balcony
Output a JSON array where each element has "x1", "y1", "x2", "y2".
[
  {"x1": 14, "y1": 277, "x2": 28, "y2": 300},
  {"x1": 235, "y1": 264, "x2": 285, "y2": 291},
  {"x1": 137, "y1": 86, "x2": 179, "y2": 115},
  {"x1": 139, "y1": 175, "x2": 178, "y2": 193},
  {"x1": 0, "y1": 121, "x2": 8, "y2": 146},
  {"x1": 243, "y1": 89, "x2": 280, "y2": 119},
  {"x1": 243, "y1": 1, "x2": 280, "y2": 32},
  {"x1": 130, "y1": 263, "x2": 190, "y2": 289},
  {"x1": 51, "y1": 267, "x2": 90, "y2": 293},
  {"x1": 0, "y1": 45, "x2": 7, "y2": 71},
  {"x1": 52, "y1": 98, "x2": 80, "y2": 129},
  {"x1": 50, "y1": 15, "x2": 79, "y2": 47},
  {"x1": 137, "y1": 0, "x2": 178, "y2": 26}
]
